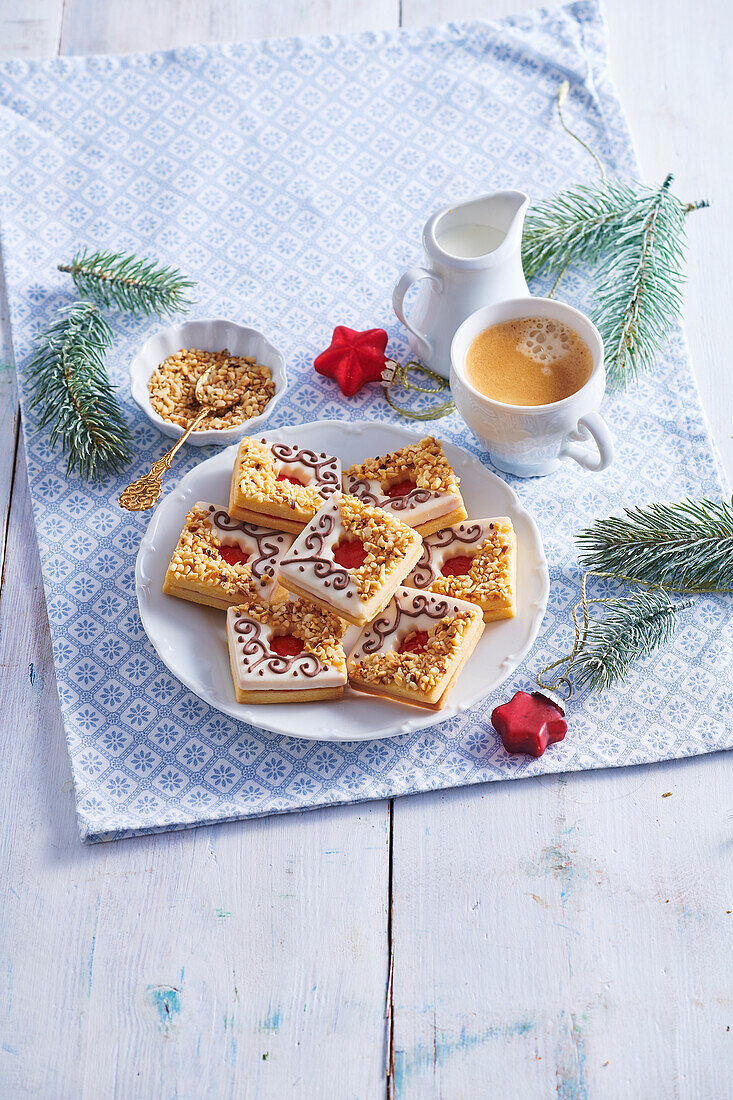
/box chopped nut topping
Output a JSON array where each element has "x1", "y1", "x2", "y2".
[
  {"x1": 430, "y1": 526, "x2": 513, "y2": 605},
  {"x1": 352, "y1": 611, "x2": 475, "y2": 692},
  {"x1": 234, "y1": 438, "x2": 327, "y2": 513},
  {"x1": 344, "y1": 436, "x2": 461, "y2": 497},
  {"x1": 337, "y1": 494, "x2": 422, "y2": 602},
  {"x1": 149, "y1": 347, "x2": 275, "y2": 430},
  {"x1": 167, "y1": 505, "x2": 264, "y2": 597},
  {"x1": 231, "y1": 595, "x2": 347, "y2": 673}
]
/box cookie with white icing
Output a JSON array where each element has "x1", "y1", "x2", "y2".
[
  {"x1": 226, "y1": 595, "x2": 347, "y2": 703},
  {"x1": 228, "y1": 438, "x2": 342, "y2": 534},
  {"x1": 277, "y1": 493, "x2": 424, "y2": 627},
  {"x1": 347, "y1": 586, "x2": 484, "y2": 710},
  {"x1": 343, "y1": 436, "x2": 467, "y2": 537},
  {"x1": 163, "y1": 502, "x2": 293, "y2": 610},
  {"x1": 406, "y1": 517, "x2": 516, "y2": 622}
]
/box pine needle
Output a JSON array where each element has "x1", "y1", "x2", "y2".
[
  {"x1": 522, "y1": 175, "x2": 700, "y2": 388},
  {"x1": 26, "y1": 302, "x2": 132, "y2": 481},
  {"x1": 58, "y1": 248, "x2": 194, "y2": 317},
  {"x1": 576, "y1": 497, "x2": 733, "y2": 593},
  {"x1": 522, "y1": 180, "x2": 637, "y2": 280},
  {"x1": 570, "y1": 585, "x2": 693, "y2": 693},
  {"x1": 593, "y1": 174, "x2": 686, "y2": 387}
]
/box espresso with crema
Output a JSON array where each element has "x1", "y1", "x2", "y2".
[{"x1": 465, "y1": 317, "x2": 593, "y2": 406}]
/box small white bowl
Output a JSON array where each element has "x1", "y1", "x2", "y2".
[{"x1": 129, "y1": 318, "x2": 287, "y2": 447}]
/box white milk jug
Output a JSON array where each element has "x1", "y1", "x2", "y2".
[{"x1": 392, "y1": 191, "x2": 530, "y2": 378}]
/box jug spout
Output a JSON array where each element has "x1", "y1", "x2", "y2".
[
  {"x1": 488, "y1": 189, "x2": 529, "y2": 247},
  {"x1": 425, "y1": 189, "x2": 529, "y2": 267}
]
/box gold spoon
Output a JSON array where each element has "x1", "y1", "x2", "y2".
[{"x1": 119, "y1": 364, "x2": 239, "y2": 512}]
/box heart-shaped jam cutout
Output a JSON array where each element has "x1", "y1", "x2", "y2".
[
  {"x1": 385, "y1": 479, "x2": 417, "y2": 498},
  {"x1": 277, "y1": 473, "x2": 305, "y2": 486},
  {"x1": 440, "y1": 554, "x2": 473, "y2": 577},
  {"x1": 332, "y1": 538, "x2": 367, "y2": 569},
  {"x1": 270, "y1": 634, "x2": 304, "y2": 658},
  {"x1": 398, "y1": 630, "x2": 429, "y2": 655},
  {"x1": 219, "y1": 545, "x2": 250, "y2": 567}
]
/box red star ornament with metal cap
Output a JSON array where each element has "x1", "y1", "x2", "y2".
[
  {"x1": 314, "y1": 326, "x2": 389, "y2": 397},
  {"x1": 491, "y1": 690, "x2": 567, "y2": 758}
]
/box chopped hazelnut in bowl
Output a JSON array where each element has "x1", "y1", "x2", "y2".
[{"x1": 130, "y1": 318, "x2": 287, "y2": 446}]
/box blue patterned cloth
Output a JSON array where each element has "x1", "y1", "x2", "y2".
[{"x1": 0, "y1": 1, "x2": 730, "y2": 842}]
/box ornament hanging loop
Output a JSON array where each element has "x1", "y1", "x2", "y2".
[{"x1": 382, "y1": 358, "x2": 456, "y2": 421}]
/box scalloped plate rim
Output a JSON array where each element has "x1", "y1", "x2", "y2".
[{"x1": 135, "y1": 419, "x2": 549, "y2": 742}]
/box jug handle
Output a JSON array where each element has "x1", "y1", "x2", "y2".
[
  {"x1": 392, "y1": 266, "x2": 442, "y2": 362},
  {"x1": 560, "y1": 412, "x2": 614, "y2": 472}
]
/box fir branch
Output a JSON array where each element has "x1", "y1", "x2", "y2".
[
  {"x1": 26, "y1": 302, "x2": 132, "y2": 481},
  {"x1": 522, "y1": 179, "x2": 637, "y2": 280},
  {"x1": 593, "y1": 174, "x2": 687, "y2": 387},
  {"x1": 522, "y1": 175, "x2": 696, "y2": 387},
  {"x1": 58, "y1": 248, "x2": 194, "y2": 317},
  {"x1": 570, "y1": 585, "x2": 693, "y2": 693},
  {"x1": 576, "y1": 497, "x2": 733, "y2": 593}
]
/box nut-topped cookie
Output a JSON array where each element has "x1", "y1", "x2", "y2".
[
  {"x1": 343, "y1": 436, "x2": 467, "y2": 537},
  {"x1": 406, "y1": 517, "x2": 516, "y2": 622},
  {"x1": 226, "y1": 595, "x2": 347, "y2": 704},
  {"x1": 277, "y1": 493, "x2": 424, "y2": 627},
  {"x1": 347, "y1": 587, "x2": 484, "y2": 711},
  {"x1": 229, "y1": 437, "x2": 342, "y2": 534},
  {"x1": 163, "y1": 502, "x2": 293, "y2": 609}
]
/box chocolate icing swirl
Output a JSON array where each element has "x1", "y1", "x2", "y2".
[
  {"x1": 209, "y1": 506, "x2": 289, "y2": 580},
  {"x1": 388, "y1": 487, "x2": 434, "y2": 512},
  {"x1": 281, "y1": 507, "x2": 351, "y2": 591},
  {"x1": 410, "y1": 522, "x2": 484, "y2": 587},
  {"x1": 347, "y1": 478, "x2": 437, "y2": 513},
  {"x1": 409, "y1": 552, "x2": 434, "y2": 590},
  {"x1": 346, "y1": 477, "x2": 380, "y2": 505},
  {"x1": 268, "y1": 443, "x2": 340, "y2": 496},
  {"x1": 359, "y1": 592, "x2": 451, "y2": 655},
  {"x1": 234, "y1": 617, "x2": 322, "y2": 678}
]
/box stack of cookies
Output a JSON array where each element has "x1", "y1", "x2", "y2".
[{"x1": 163, "y1": 435, "x2": 517, "y2": 711}]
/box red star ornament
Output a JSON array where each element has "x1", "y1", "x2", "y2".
[
  {"x1": 491, "y1": 691, "x2": 567, "y2": 758},
  {"x1": 314, "y1": 326, "x2": 389, "y2": 397}
]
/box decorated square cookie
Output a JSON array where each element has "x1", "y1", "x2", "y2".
[
  {"x1": 406, "y1": 517, "x2": 517, "y2": 622},
  {"x1": 347, "y1": 587, "x2": 484, "y2": 710},
  {"x1": 229, "y1": 438, "x2": 342, "y2": 534},
  {"x1": 226, "y1": 595, "x2": 347, "y2": 704},
  {"x1": 342, "y1": 436, "x2": 467, "y2": 537},
  {"x1": 277, "y1": 493, "x2": 424, "y2": 627},
  {"x1": 163, "y1": 502, "x2": 293, "y2": 610}
]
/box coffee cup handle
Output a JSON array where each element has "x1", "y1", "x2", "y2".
[
  {"x1": 392, "y1": 266, "x2": 442, "y2": 361},
  {"x1": 560, "y1": 412, "x2": 614, "y2": 472}
]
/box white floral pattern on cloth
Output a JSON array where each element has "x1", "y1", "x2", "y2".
[{"x1": 0, "y1": 1, "x2": 730, "y2": 842}]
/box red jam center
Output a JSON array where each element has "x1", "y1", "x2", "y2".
[
  {"x1": 270, "y1": 634, "x2": 304, "y2": 657},
  {"x1": 276, "y1": 473, "x2": 305, "y2": 486},
  {"x1": 398, "y1": 630, "x2": 429, "y2": 655},
  {"x1": 385, "y1": 479, "x2": 417, "y2": 498},
  {"x1": 332, "y1": 538, "x2": 367, "y2": 569},
  {"x1": 219, "y1": 545, "x2": 250, "y2": 567},
  {"x1": 441, "y1": 555, "x2": 474, "y2": 577}
]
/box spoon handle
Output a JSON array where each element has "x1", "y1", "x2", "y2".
[{"x1": 118, "y1": 407, "x2": 208, "y2": 512}]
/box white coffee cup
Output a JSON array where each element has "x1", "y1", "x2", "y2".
[{"x1": 450, "y1": 297, "x2": 614, "y2": 477}]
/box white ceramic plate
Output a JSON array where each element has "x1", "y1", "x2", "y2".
[
  {"x1": 129, "y1": 317, "x2": 287, "y2": 446},
  {"x1": 136, "y1": 421, "x2": 549, "y2": 742}
]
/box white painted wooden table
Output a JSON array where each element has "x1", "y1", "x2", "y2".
[{"x1": 1, "y1": 2, "x2": 731, "y2": 1096}]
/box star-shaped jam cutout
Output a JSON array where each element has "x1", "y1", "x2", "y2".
[
  {"x1": 491, "y1": 691, "x2": 567, "y2": 758},
  {"x1": 314, "y1": 326, "x2": 389, "y2": 397}
]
